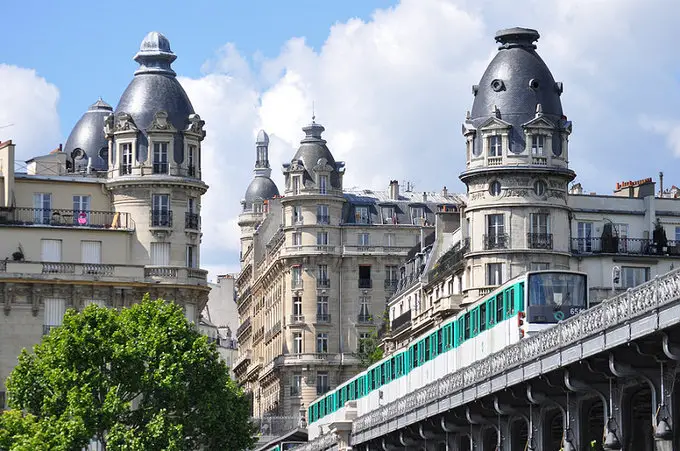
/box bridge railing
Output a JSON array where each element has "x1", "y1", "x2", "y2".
[{"x1": 351, "y1": 267, "x2": 680, "y2": 435}]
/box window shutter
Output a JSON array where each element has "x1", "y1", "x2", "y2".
[
  {"x1": 44, "y1": 298, "x2": 66, "y2": 326},
  {"x1": 81, "y1": 241, "x2": 102, "y2": 264},
  {"x1": 150, "y1": 242, "x2": 170, "y2": 266},
  {"x1": 41, "y1": 239, "x2": 62, "y2": 262}
]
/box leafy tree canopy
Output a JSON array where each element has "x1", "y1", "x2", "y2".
[
  {"x1": 357, "y1": 327, "x2": 384, "y2": 368},
  {"x1": 1, "y1": 295, "x2": 256, "y2": 450}
]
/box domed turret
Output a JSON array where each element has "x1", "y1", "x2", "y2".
[
  {"x1": 114, "y1": 32, "x2": 195, "y2": 164},
  {"x1": 243, "y1": 130, "x2": 279, "y2": 211},
  {"x1": 467, "y1": 27, "x2": 567, "y2": 156},
  {"x1": 286, "y1": 118, "x2": 344, "y2": 191},
  {"x1": 64, "y1": 98, "x2": 112, "y2": 171}
]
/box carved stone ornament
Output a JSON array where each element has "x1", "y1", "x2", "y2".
[
  {"x1": 549, "y1": 190, "x2": 566, "y2": 200},
  {"x1": 506, "y1": 188, "x2": 529, "y2": 198},
  {"x1": 313, "y1": 158, "x2": 333, "y2": 172},
  {"x1": 114, "y1": 113, "x2": 138, "y2": 132},
  {"x1": 288, "y1": 159, "x2": 304, "y2": 172},
  {"x1": 104, "y1": 114, "x2": 115, "y2": 137},
  {"x1": 186, "y1": 114, "x2": 206, "y2": 138},
  {"x1": 148, "y1": 111, "x2": 176, "y2": 133}
]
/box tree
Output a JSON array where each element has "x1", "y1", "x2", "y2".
[
  {"x1": 2, "y1": 295, "x2": 256, "y2": 450},
  {"x1": 356, "y1": 325, "x2": 384, "y2": 368}
]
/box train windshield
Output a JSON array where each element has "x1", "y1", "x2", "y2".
[{"x1": 528, "y1": 272, "x2": 587, "y2": 307}]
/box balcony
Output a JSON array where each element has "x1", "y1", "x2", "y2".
[
  {"x1": 316, "y1": 215, "x2": 330, "y2": 224},
  {"x1": 150, "y1": 210, "x2": 173, "y2": 228},
  {"x1": 0, "y1": 208, "x2": 133, "y2": 230},
  {"x1": 342, "y1": 245, "x2": 412, "y2": 256},
  {"x1": 528, "y1": 233, "x2": 553, "y2": 250},
  {"x1": 487, "y1": 156, "x2": 503, "y2": 166},
  {"x1": 285, "y1": 245, "x2": 338, "y2": 255},
  {"x1": 317, "y1": 278, "x2": 330, "y2": 288},
  {"x1": 532, "y1": 156, "x2": 548, "y2": 165},
  {"x1": 233, "y1": 349, "x2": 252, "y2": 372},
  {"x1": 252, "y1": 327, "x2": 265, "y2": 344},
  {"x1": 384, "y1": 279, "x2": 398, "y2": 291},
  {"x1": 291, "y1": 279, "x2": 303, "y2": 290},
  {"x1": 358, "y1": 278, "x2": 372, "y2": 289},
  {"x1": 236, "y1": 317, "x2": 252, "y2": 337},
  {"x1": 358, "y1": 314, "x2": 373, "y2": 324},
  {"x1": 316, "y1": 313, "x2": 331, "y2": 323},
  {"x1": 185, "y1": 212, "x2": 199, "y2": 230},
  {"x1": 391, "y1": 310, "x2": 412, "y2": 334},
  {"x1": 289, "y1": 314, "x2": 305, "y2": 324},
  {"x1": 483, "y1": 233, "x2": 509, "y2": 250},
  {"x1": 571, "y1": 237, "x2": 680, "y2": 257},
  {"x1": 152, "y1": 162, "x2": 169, "y2": 174}
]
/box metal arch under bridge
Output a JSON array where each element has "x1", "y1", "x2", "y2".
[{"x1": 298, "y1": 267, "x2": 680, "y2": 451}]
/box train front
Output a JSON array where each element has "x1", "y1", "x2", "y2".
[{"x1": 524, "y1": 271, "x2": 588, "y2": 334}]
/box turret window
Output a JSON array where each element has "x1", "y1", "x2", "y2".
[
  {"x1": 151, "y1": 194, "x2": 171, "y2": 227},
  {"x1": 489, "y1": 181, "x2": 501, "y2": 196},
  {"x1": 488, "y1": 136, "x2": 502, "y2": 156},
  {"x1": 531, "y1": 135, "x2": 545, "y2": 155},
  {"x1": 319, "y1": 175, "x2": 328, "y2": 194},
  {"x1": 153, "y1": 143, "x2": 169, "y2": 174},
  {"x1": 292, "y1": 176, "x2": 301, "y2": 195},
  {"x1": 187, "y1": 145, "x2": 197, "y2": 177},
  {"x1": 120, "y1": 143, "x2": 132, "y2": 175},
  {"x1": 533, "y1": 180, "x2": 547, "y2": 196}
]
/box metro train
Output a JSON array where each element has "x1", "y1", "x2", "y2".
[{"x1": 307, "y1": 270, "x2": 588, "y2": 439}]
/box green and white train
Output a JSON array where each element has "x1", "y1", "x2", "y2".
[{"x1": 307, "y1": 270, "x2": 588, "y2": 439}]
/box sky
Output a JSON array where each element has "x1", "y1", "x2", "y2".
[{"x1": 1, "y1": 0, "x2": 680, "y2": 281}]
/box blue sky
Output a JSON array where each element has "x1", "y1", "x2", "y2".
[{"x1": 2, "y1": 0, "x2": 680, "y2": 279}]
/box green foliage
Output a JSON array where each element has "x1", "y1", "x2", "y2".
[
  {"x1": 357, "y1": 326, "x2": 384, "y2": 368},
  {"x1": 2, "y1": 295, "x2": 256, "y2": 450}
]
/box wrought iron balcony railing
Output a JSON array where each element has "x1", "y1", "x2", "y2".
[
  {"x1": 317, "y1": 278, "x2": 330, "y2": 288},
  {"x1": 316, "y1": 313, "x2": 331, "y2": 323},
  {"x1": 0, "y1": 208, "x2": 132, "y2": 230},
  {"x1": 483, "y1": 233, "x2": 508, "y2": 250},
  {"x1": 185, "y1": 212, "x2": 199, "y2": 230},
  {"x1": 150, "y1": 210, "x2": 173, "y2": 228},
  {"x1": 527, "y1": 233, "x2": 553, "y2": 249},
  {"x1": 571, "y1": 237, "x2": 680, "y2": 256}
]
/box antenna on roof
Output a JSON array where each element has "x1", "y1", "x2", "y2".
[
  {"x1": 312, "y1": 101, "x2": 316, "y2": 123},
  {"x1": 402, "y1": 180, "x2": 414, "y2": 192}
]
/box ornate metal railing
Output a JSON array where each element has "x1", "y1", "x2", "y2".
[
  {"x1": 0, "y1": 207, "x2": 132, "y2": 230},
  {"x1": 527, "y1": 232, "x2": 553, "y2": 249},
  {"x1": 571, "y1": 237, "x2": 680, "y2": 256},
  {"x1": 351, "y1": 267, "x2": 680, "y2": 435},
  {"x1": 150, "y1": 210, "x2": 172, "y2": 228},
  {"x1": 185, "y1": 212, "x2": 199, "y2": 230},
  {"x1": 236, "y1": 317, "x2": 251, "y2": 337},
  {"x1": 483, "y1": 233, "x2": 508, "y2": 250}
]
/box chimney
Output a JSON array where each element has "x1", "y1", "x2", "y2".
[
  {"x1": 389, "y1": 180, "x2": 399, "y2": 200},
  {"x1": 660, "y1": 171, "x2": 664, "y2": 197},
  {"x1": 441, "y1": 186, "x2": 448, "y2": 197},
  {"x1": 422, "y1": 192, "x2": 428, "y2": 202}
]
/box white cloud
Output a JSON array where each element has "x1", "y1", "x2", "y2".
[{"x1": 0, "y1": 65, "x2": 61, "y2": 163}]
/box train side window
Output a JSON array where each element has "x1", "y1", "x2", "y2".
[
  {"x1": 519, "y1": 282, "x2": 525, "y2": 311},
  {"x1": 412, "y1": 345, "x2": 418, "y2": 368},
  {"x1": 438, "y1": 328, "x2": 444, "y2": 353},
  {"x1": 424, "y1": 337, "x2": 430, "y2": 361},
  {"x1": 480, "y1": 303, "x2": 487, "y2": 331},
  {"x1": 464, "y1": 313, "x2": 471, "y2": 339},
  {"x1": 496, "y1": 293, "x2": 504, "y2": 322},
  {"x1": 507, "y1": 288, "x2": 515, "y2": 316}
]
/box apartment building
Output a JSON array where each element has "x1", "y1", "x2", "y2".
[{"x1": 0, "y1": 32, "x2": 209, "y2": 405}]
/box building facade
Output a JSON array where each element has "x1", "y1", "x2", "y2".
[
  {"x1": 382, "y1": 27, "x2": 680, "y2": 356},
  {"x1": 0, "y1": 32, "x2": 210, "y2": 405},
  {"x1": 234, "y1": 121, "x2": 464, "y2": 421}
]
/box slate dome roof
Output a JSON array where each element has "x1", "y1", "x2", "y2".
[
  {"x1": 470, "y1": 27, "x2": 563, "y2": 154},
  {"x1": 115, "y1": 32, "x2": 195, "y2": 163},
  {"x1": 291, "y1": 121, "x2": 341, "y2": 189},
  {"x1": 63, "y1": 98, "x2": 113, "y2": 171},
  {"x1": 244, "y1": 176, "x2": 279, "y2": 209}
]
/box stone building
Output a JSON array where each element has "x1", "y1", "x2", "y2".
[
  {"x1": 233, "y1": 119, "x2": 464, "y2": 421},
  {"x1": 382, "y1": 27, "x2": 680, "y2": 354},
  {"x1": 0, "y1": 32, "x2": 209, "y2": 406}
]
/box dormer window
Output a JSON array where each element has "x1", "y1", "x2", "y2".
[
  {"x1": 319, "y1": 175, "x2": 328, "y2": 194},
  {"x1": 531, "y1": 135, "x2": 545, "y2": 155},
  {"x1": 292, "y1": 176, "x2": 301, "y2": 195},
  {"x1": 488, "y1": 136, "x2": 502, "y2": 156},
  {"x1": 187, "y1": 144, "x2": 197, "y2": 177},
  {"x1": 355, "y1": 206, "x2": 370, "y2": 224},
  {"x1": 120, "y1": 143, "x2": 132, "y2": 175},
  {"x1": 382, "y1": 206, "x2": 397, "y2": 224},
  {"x1": 411, "y1": 207, "x2": 425, "y2": 225},
  {"x1": 153, "y1": 142, "x2": 169, "y2": 174}
]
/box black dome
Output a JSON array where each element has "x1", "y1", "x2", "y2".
[
  {"x1": 291, "y1": 122, "x2": 341, "y2": 189},
  {"x1": 244, "y1": 176, "x2": 279, "y2": 209},
  {"x1": 114, "y1": 32, "x2": 195, "y2": 164},
  {"x1": 470, "y1": 28, "x2": 563, "y2": 154},
  {"x1": 64, "y1": 98, "x2": 112, "y2": 171}
]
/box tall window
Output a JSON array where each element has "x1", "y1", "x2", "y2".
[
  {"x1": 292, "y1": 266, "x2": 302, "y2": 288},
  {"x1": 319, "y1": 175, "x2": 328, "y2": 194},
  {"x1": 622, "y1": 266, "x2": 649, "y2": 289},
  {"x1": 487, "y1": 263, "x2": 503, "y2": 286},
  {"x1": 43, "y1": 298, "x2": 66, "y2": 335},
  {"x1": 292, "y1": 297, "x2": 302, "y2": 318},
  {"x1": 186, "y1": 198, "x2": 199, "y2": 230},
  {"x1": 316, "y1": 333, "x2": 328, "y2": 353},
  {"x1": 292, "y1": 231, "x2": 302, "y2": 247},
  {"x1": 292, "y1": 374, "x2": 302, "y2": 396},
  {"x1": 615, "y1": 224, "x2": 629, "y2": 252},
  {"x1": 486, "y1": 214, "x2": 506, "y2": 249},
  {"x1": 120, "y1": 143, "x2": 132, "y2": 175},
  {"x1": 151, "y1": 194, "x2": 171, "y2": 227},
  {"x1": 81, "y1": 240, "x2": 102, "y2": 264},
  {"x1": 531, "y1": 135, "x2": 545, "y2": 155},
  {"x1": 33, "y1": 193, "x2": 51, "y2": 224},
  {"x1": 317, "y1": 296, "x2": 329, "y2": 321},
  {"x1": 41, "y1": 239, "x2": 62, "y2": 262},
  {"x1": 359, "y1": 296, "x2": 371, "y2": 322},
  {"x1": 529, "y1": 213, "x2": 550, "y2": 249},
  {"x1": 187, "y1": 144, "x2": 197, "y2": 177},
  {"x1": 318, "y1": 265, "x2": 329, "y2": 287},
  {"x1": 293, "y1": 332, "x2": 303, "y2": 354},
  {"x1": 153, "y1": 142, "x2": 169, "y2": 174},
  {"x1": 358, "y1": 233, "x2": 370, "y2": 247},
  {"x1": 150, "y1": 242, "x2": 170, "y2": 266},
  {"x1": 317, "y1": 205, "x2": 329, "y2": 224},
  {"x1": 489, "y1": 135, "x2": 502, "y2": 156},
  {"x1": 577, "y1": 222, "x2": 593, "y2": 252},
  {"x1": 293, "y1": 205, "x2": 303, "y2": 224},
  {"x1": 385, "y1": 265, "x2": 398, "y2": 282},
  {"x1": 358, "y1": 265, "x2": 372, "y2": 288},
  {"x1": 186, "y1": 245, "x2": 197, "y2": 268},
  {"x1": 411, "y1": 207, "x2": 425, "y2": 225},
  {"x1": 317, "y1": 231, "x2": 329, "y2": 246},
  {"x1": 73, "y1": 195, "x2": 91, "y2": 226},
  {"x1": 316, "y1": 372, "x2": 329, "y2": 394},
  {"x1": 385, "y1": 233, "x2": 396, "y2": 247},
  {"x1": 292, "y1": 176, "x2": 301, "y2": 194},
  {"x1": 355, "y1": 206, "x2": 370, "y2": 224}
]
